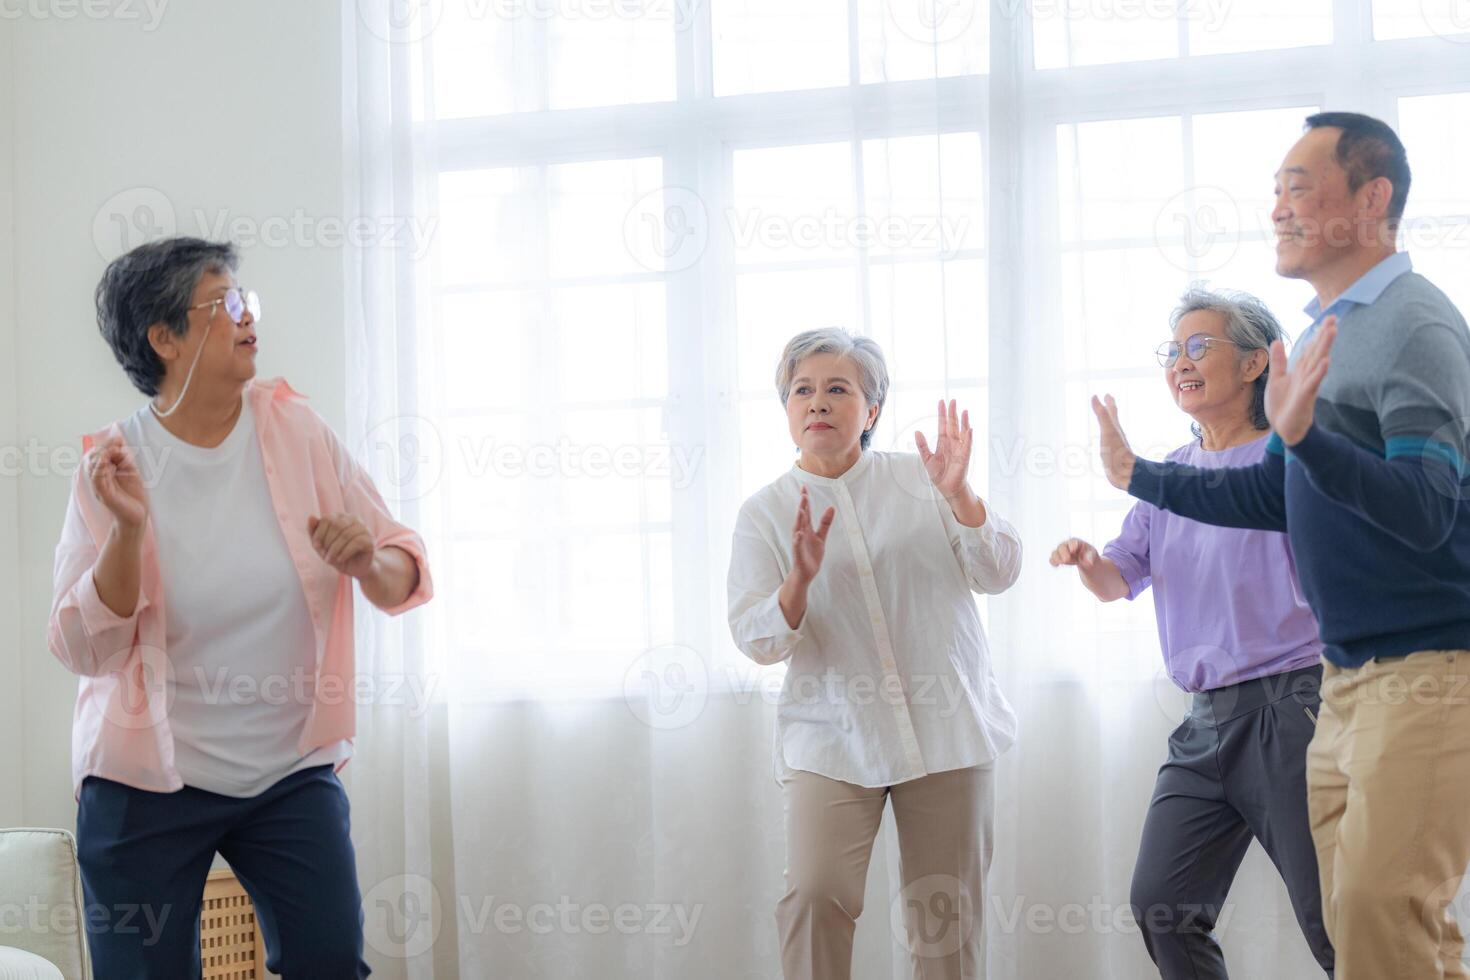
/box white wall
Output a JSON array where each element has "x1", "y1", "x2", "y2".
[
  {"x1": 9, "y1": 0, "x2": 348, "y2": 828},
  {"x1": 1, "y1": 14, "x2": 24, "y2": 827}
]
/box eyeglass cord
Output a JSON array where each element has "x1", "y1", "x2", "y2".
[{"x1": 149, "y1": 319, "x2": 215, "y2": 420}]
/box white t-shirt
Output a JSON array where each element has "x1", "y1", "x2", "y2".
[
  {"x1": 125, "y1": 399, "x2": 349, "y2": 797},
  {"x1": 727, "y1": 450, "x2": 1021, "y2": 788}
]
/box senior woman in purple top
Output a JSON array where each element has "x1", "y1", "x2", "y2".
[{"x1": 1052, "y1": 287, "x2": 1334, "y2": 979}]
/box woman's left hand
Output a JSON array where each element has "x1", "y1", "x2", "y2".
[
  {"x1": 309, "y1": 513, "x2": 377, "y2": 579},
  {"x1": 915, "y1": 398, "x2": 974, "y2": 500}
]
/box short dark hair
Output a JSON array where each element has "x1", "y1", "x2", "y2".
[
  {"x1": 95, "y1": 238, "x2": 239, "y2": 396},
  {"x1": 1304, "y1": 111, "x2": 1412, "y2": 229}
]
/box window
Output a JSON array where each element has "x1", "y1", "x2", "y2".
[
  {"x1": 1397, "y1": 91, "x2": 1470, "y2": 315},
  {"x1": 427, "y1": 0, "x2": 678, "y2": 117},
  {"x1": 404, "y1": 0, "x2": 1470, "y2": 697},
  {"x1": 409, "y1": 0, "x2": 987, "y2": 697},
  {"x1": 1033, "y1": 0, "x2": 1333, "y2": 69},
  {"x1": 730, "y1": 133, "x2": 988, "y2": 499},
  {"x1": 1373, "y1": 0, "x2": 1470, "y2": 42},
  {"x1": 1038, "y1": 14, "x2": 1470, "y2": 684}
]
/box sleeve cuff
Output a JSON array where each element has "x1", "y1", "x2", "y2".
[
  {"x1": 1127, "y1": 458, "x2": 1169, "y2": 508},
  {"x1": 1100, "y1": 545, "x2": 1148, "y2": 600},
  {"x1": 955, "y1": 516, "x2": 999, "y2": 551},
  {"x1": 78, "y1": 570, "x2": 149, "y2": 637},
  {"x1": 375, "y1": 533, "x2": 434, "y2": 616},
  {"x1": 756, "y1": 589, "x2": 804, "y2": 641},
  {"x1": 1284, "y1": 423, "x2": 1341, "y2": 472}
]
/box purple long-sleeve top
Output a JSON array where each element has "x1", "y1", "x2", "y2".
[{"x1": 1103, "y1": 433, "x2": 1323, "y2": 693}]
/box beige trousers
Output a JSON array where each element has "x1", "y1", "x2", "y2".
[
  {"x1": 1307, "y1": 650, "x2": 1470, "y2": 979},
  {"x1": 776, "y1": 765, "x2": 994, "y2": 980}
]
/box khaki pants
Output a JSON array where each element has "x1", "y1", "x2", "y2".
[
  {"x1": 1307, "y1": 650, "x2": 1470, "y2": 979},
  {"x1": 776, "y1": 765, "x2": 994, "y2": 980}
]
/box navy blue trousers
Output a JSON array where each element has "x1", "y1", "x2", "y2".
[{"x1": 76, "y1": 764, "x2": 370, "y2": 980}]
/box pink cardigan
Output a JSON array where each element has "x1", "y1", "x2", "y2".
[{"x1": 48, "y1": 378, "x2": 433, "y2": 796}]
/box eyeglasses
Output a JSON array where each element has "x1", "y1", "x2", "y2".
[
  {"x1": 1156, "y1": 332, "x2": 1240, "y2": 368},
  {"x1": 189, "y1": 287, "x2": 261, "y2": 325}
]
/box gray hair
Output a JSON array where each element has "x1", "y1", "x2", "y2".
[
  {"x1": 96, "y1": 238, "x2": 240, "y2": 396},
  {"x1": 775, "y1": 328, "x2": 890, "y2": 449},
  {"x1": 1170, "y1": 286, "x2": 1287, "y2": 436}
]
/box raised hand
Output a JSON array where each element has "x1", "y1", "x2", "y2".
[
  {"x1": 1092, "y1": 394, "x2": 1137, "y2": 491},
  {"x1": 790, "y1": 485, "x2": 835, "y2": 584},
  {"x1": 1265, "y1": 315, "x2": 1336, "y2": 446},
  {"x1": 915, "y1": 398, "x2": 974, "y2": 500},
  {"x1": 308, "y1": 513, "x2": 378, "y2": 579},
  {"x1": 85, "y1": 437, "x2": 147, "y2": 530}
]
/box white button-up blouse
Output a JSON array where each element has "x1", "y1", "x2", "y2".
[{"x1": 728, "y1": 450, "x2": 1021, "y2": 787}]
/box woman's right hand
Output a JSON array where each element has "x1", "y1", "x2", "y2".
[
  {"x1": 1050, "y1": 536, "x2": 1130, "y2": 601},
  {"x1": 1092, "y1": 395, "x2": 1137, "y2": 491},
  {"x1": 1049, "y1": 537, "x2": 1100, "y2": 571},
  {"x1": 86, "y1": 438, "x2": 147, "y2": 531},
  {"x1": 778, "y1": 486, "x2": 835, "y2": 630},
  {"x1": 790, "y1": 485, "x2": 835, "y2": 584}
]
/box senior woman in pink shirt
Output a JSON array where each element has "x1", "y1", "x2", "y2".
[{"x1": 49, "y1": 237, "x2": 433, "y2": 978}]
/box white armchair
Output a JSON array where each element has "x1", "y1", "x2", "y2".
[{"x1": 0, "y1": 829, "x2": 91, "y2": 980}]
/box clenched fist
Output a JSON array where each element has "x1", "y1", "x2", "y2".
[
  {"x1": 308, "y1": 513, "x2": 377, "y2": 579},
  {"x1": 86, "y1": 438, "x2": 147, "y2": 530},
  {"x1": 1049, "y1": 537, "x2": 1101, "y2": 571}
]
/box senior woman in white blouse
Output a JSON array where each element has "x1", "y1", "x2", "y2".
[{"x1": 728, "y1": 328, "x2": 1021, "y2": 980}]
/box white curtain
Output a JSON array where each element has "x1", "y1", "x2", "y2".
[{"x1": 342, "y1": 1, "x2": 1470, "y2": 977}]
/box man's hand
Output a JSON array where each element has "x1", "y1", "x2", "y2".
[{"x1": 1265, "y1": 315, "x2": 1336, "y2": 446}]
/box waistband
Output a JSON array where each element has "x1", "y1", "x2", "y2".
[{"x1": 1188, "y1": 663, "x2": 1322, "y2": 727}]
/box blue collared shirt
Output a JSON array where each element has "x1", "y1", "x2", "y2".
[{"x1": 1294, "y1": 252, "x2": 1413, "y2": 360}]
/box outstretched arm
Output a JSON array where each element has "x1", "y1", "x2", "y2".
[{"x1": 1094, "y1": 394, "x2": 1288, "y2": 532}]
